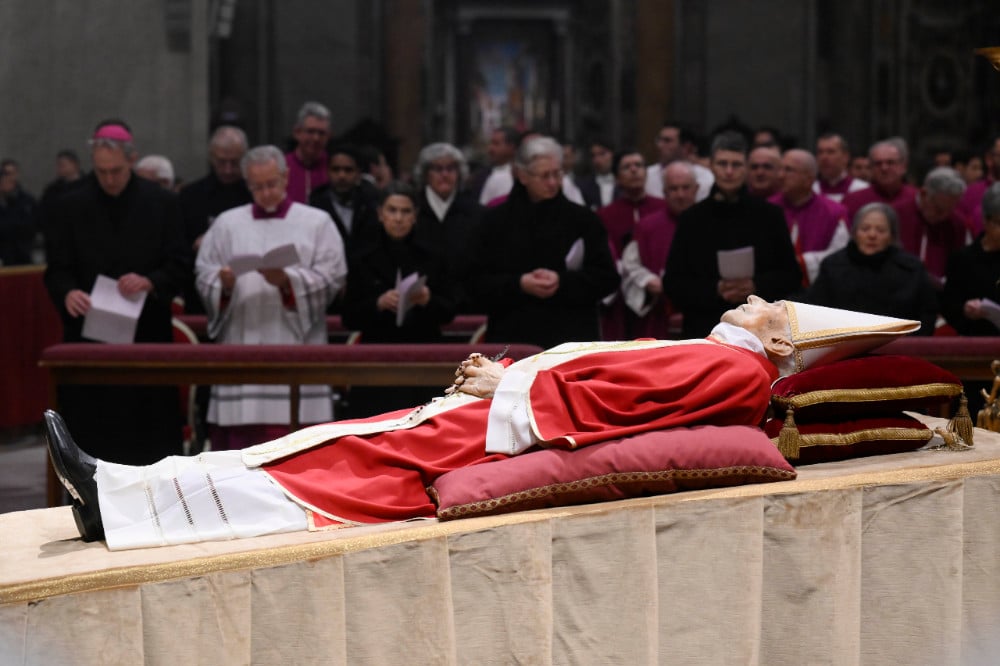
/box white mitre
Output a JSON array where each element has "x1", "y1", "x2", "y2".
[{"x1": 782, "y1": 301, "x2": 921, "y2": 373}]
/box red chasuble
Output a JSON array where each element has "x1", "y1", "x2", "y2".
[{"x1": 264, "y1": 340, "x2": 776, "y2": 527}]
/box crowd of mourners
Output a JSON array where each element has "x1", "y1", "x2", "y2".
[{"x1": 2, "y1": 102, "x2": 998, "y2": 462}]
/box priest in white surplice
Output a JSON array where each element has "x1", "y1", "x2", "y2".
[{"x1": 196, "y1": 145, "x2": 347, "y2": 449}]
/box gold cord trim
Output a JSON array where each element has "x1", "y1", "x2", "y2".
[
  {"x1": 770, "y1": 427, "x2": 933, "y2": 448},
  {"x1": 771, "y1": 382, "x2": 962, "y2": 409},
  {"x1": 435, "y1": 466, "x2": 797, "y2": 520}
]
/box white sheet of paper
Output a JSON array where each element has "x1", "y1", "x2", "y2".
[
  {"x1": 395, "y1": 270, "x2": 427, "y2": 327},
  {"x1": 564, "y1": 238, "x2": 585, "y2": 271},
  {"x1": 228, "y1": 243, "x2": 300, "y2": 276},
  {"x1": 81, "y1": 274, "x2": 147, "y2": 344},
  {"x1": 980, "y1": 298, "x2": 1000, "y2": 331},
  {"x1": 717, "y1": 246, "x2": 755, "y2": 279}
]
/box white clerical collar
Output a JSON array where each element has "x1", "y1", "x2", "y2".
[
  {"x1": 425, "y1": 185, "x2": 455, "y2": 222},
  {"x1": 493, "y1": 163, "x2": 512, "y2": 176},
  {"x1": 708, "y1": 322, "x2": 766, "y2": 358}
]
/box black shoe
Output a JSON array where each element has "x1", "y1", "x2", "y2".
[{"x1": 44, "y1": 410, "x2": 105, "y2": 542}]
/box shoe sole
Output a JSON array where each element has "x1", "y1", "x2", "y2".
[{"x1": 44, "y1": 411, "x2": 88, "y2": 506}]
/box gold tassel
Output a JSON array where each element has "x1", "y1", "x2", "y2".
[
  {"x1": 777, "y1": 409, "x2": 801, "y2": 460},
  {"x1": 947, "y1": 392, "x2": 975, "y2": 448}
]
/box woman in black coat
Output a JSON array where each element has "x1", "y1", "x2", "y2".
[
  {"x1": 941, "y1": 183, "x2": 1000, "y2": 336},
  {"x1": 341, "y1": 183, "x2": 456, "y2": 415},
  {"x1": 807, "y1": 202, "x2": 938, "y2": 335},
  {"x1": 342, "y1": 183, "x2": 456, "y2": 342}
]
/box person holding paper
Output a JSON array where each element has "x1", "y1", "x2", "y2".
[
  {"x1": 342, "y1": 183, "x2": 457, "y2": 415},
  {"x1": 665, "y1": 131, "x2": 801, "y2": 337},
  {"x1": 43, "y1": 119, "x2": 191, "y2": 464},
  {"x1": 470, "y1": 136, "x2": 619, "y2": 349},
  {"x1": 195, "y1": 145, "x2": 347, "y2": 449},
  {"x1": 342, "y1": 183, "x2": 455, "y2": 343},
  {"x1": 942, "y1": 182, "x2": 1000, "y2": 336}
]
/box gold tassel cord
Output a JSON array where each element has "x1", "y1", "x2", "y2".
[
  {"x1": 777, "y1": 408, "x2": 801, "y2": 460},
  {"x1": 947, "y1": 392, "x2": 974, "y2": 447}
]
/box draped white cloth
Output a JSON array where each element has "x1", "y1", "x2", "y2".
[{"x1": 5, "y1": 417, "x2": 1000, "y2": 664}]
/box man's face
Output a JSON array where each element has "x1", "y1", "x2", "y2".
[
  {"x1": 747, "y1": 148, "x2": 780, "y2": 193},
  {"x1": 869, "y1": 145, "x2": 906, "y2": 192},
  {"x1": 720, "y1": 296, "x2": 790, "y2": 345},
  {"x1": 815, "y1": 138, "x2": 848, "y2": 182},
  {"x1": 590, "y1": 144, "x2": 613, "y2": 175},
  {"x1": 710, "y1": 149, "x2": 747, "y2": 195},
  {"x1": 426, "y1": 157, "x2": 459, "y2": 200},
  {"x1": 918, "y1": 189, "x2": 960, "y2": 225},
  {"x1": 517, "y1": 155, "x2": 562, "y2": 202},
  {"x1": 850, "y1": 156, "x2": 871, "y2": 182},
  {"x1": 662, "y1": 166, "x2": 697, "y2": 215},
  {"x1": 779, "y1": 154, "x2": 813, "y2": 199},
  {"x1": 0, "y1": 164, "x2": 17, "y2": 195},
  {"x1": 246, "y1": 160, "x2": 288, "y2": 211},
  {"x1": 615, "y1": 152, "x2": 646, "y2": 194},
  {"x1": 487, "y1": 131, "x2": 515, "y2": 166},
  {"x1": 292, "y1": 115, "x2": 330, "y2": 165},
  {"x1": 210, "y1": 143, "x2": 246, "y2": 185},
  {"x1": 327, "y1": 153, "x2": 360, "y2": 195},
  {"x1": 655, "y1": 127, "x2": 682, "y2": 164},
  {"x1": 92, "y1": 145, "x2": 134, "y2": 197}
]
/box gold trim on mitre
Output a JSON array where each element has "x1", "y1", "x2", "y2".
[{"x1": 782, "y1": 302, "x2": 920, "y2": 372}]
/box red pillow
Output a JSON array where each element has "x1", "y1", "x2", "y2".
[
  {"x1": 428, "y1": 425, "x2": 795, "y2": 521},
  {"x1": 770, "y1": 355, "x2": 962, "y2": 421},
  {"x1": 764, "y1": 413, "x2": 933, "y2": 464}
]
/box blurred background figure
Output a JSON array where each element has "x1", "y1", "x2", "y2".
[
  {"x1": 942, "y1": 182, "x2": 1000, "y2": 336},
  {"x1": 411, "y1": 142, "x2": 483, "y2": 312},
  {"x1": 0, "y1": 158, "x2": 37, "y2": 266},
  {"x1": 807, "y1": 202, "x2": 937, "y2": 335},
  {"x1": 177, "y1": 125, "x2": 252, "y2": 314},
  {"x1": 196, "y1": 145, "x2": 346, "y2": 450},
  {"x1": 343, "y1": 183, "x2": 456, "y2": 415},
  {"x1": 135, "y1": 154, "x2": 175, "y2": 190},
  {"x1": 43, "y1": 119, "x2": 190, "y2": 464}
]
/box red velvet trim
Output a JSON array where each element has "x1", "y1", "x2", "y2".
[
  {"x1": 771, "y1": 355, "x2": 961, "y2": 420},
  {"x1": 773, "y1": 355, "x2": 959, "y2": 395}
]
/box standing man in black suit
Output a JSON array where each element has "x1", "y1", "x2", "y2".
[{"x1": 44, "y1": 119, "x2": 191, "y2": 464}]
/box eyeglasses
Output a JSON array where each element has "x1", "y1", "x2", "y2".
[
  {"x1": 428, "y1": 163, "x2": 459, "y2": 174},
  {"x1": 749, "y1": 163, "x2": 776, "y2": 171},
  {"x1": 527, "y1": 168, "x2": 563, "y2": 182}
]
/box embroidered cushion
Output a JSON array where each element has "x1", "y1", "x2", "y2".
[
  {"x1": 764, "y1": 413, "x2": 933, "y2": 464},
  {"x1": 770, "y1": 355, "x2": 963, "y2": 422},
  {"x1": 428, "y1": 425, "x2": 795, "y2": 521}
]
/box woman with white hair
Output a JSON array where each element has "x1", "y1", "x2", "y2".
[
  {"x1": 411, "y1": 142, "x2": 484, "y2": 312},
  {"x1": 807, "y1": 202, "x2": 938, "y2": 334},
  {"x1": 469, "y1": 136, "x2": 619, "y2": 348}
]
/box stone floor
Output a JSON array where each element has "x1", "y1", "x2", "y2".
[{"x1": 0, "y1": 424, "x2": 48, "y2": 514}]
